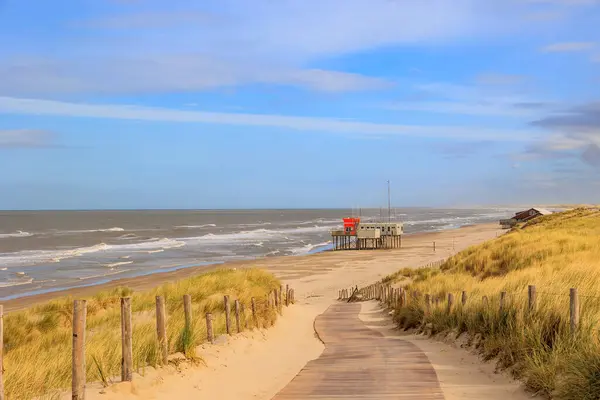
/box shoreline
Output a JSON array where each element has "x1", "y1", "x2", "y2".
[{"x1": 1, "y1": 223, "x2": 498, "y2": 312}]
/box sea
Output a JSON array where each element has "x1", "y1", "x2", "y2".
[{"x1": 0, "y1": 208, "x2": 519, "y2": 300}]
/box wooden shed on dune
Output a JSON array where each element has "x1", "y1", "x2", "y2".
[{"x1": 500, "y1": 207, "x2": 553, "y2": 229}]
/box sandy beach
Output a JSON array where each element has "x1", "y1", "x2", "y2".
[{"x1": 36, "y1": 222, "x2": 526, "y2": 399}]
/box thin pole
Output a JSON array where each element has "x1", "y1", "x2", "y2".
[
  {"x1": 387, "y1": 180, "x2": 391, "y2": 222},
  {"x1": 155, "y1": 296, "x2": 168, "y2": 365},
  {"x1": 72, "y1": 300, "x2": 87, "y2": 400},
  {"x1": 121, "y1": 297, "x2": 133, "y2": 382}
]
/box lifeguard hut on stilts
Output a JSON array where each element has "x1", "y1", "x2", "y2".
[{"x1": 331, "y1": 180, "x2": 404, "y2": 251}]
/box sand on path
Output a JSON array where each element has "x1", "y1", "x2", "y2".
[
  {"x1": 60, "y1": 223, "x2": 514, "y2": 399},
  {"x1": 359, "y1": 301, "x2": 531, "y2": 400}
]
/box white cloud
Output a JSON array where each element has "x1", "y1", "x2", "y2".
[
  {"x1": 0, "y1": 96, "x2": 536, "y2": 141},
  {"x1": 386, "y1": 101, "x2": 541, "y2": 117},
  {"x1": 73, "y1": 11, "x2": 215, "y2": 29},
  {"x1": 0, "y1": 129, "x2": 55, "y2": 148},
  {"x1": 541, "y1": 41, "x2": 596, "y2": 52},
  {"x1": 0, "y1": 57, "x2": 391, "y2": 95},
  {"x1": 475, "y1": 73, "x2": 528, "y2": 85},
  {"x1": 0, "y1": 0, "x2": 544, "y2": 96},
  {"x1": 386, "y1": 80, "x2": 554, "y2": 118}
]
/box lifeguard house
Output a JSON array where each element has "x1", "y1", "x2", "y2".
[{"x1": 331, "y1": 217, "x2": 403, "y2": 251}]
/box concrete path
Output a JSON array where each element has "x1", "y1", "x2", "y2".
[{"x1": 272, "y1": 302, "x2": 444, "y2": 399}]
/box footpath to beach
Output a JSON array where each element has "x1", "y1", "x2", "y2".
[{"x1": 54, "y1": 223, "x2": 530, "y2": 399}]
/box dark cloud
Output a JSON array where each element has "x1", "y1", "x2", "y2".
[
  {"x1": 527, "y1": 102, "x2": 600, "y2": 167},
  {"x1": 581, "y1": 144, "x2": 600, "y2": 166},
  {"x1": 513, "y1": 101, "x2": 552, "y2": 109},
  {"x1": 532, "y1": 102, "x2": 600, "y2": 132}
]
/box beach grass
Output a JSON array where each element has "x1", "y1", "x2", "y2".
[
  {"x1": 388, "y1": 208, "x2": 600, "y2": 398},
  {"x1": 3, "y1": 268, "x2": 280, "y2": 400}
]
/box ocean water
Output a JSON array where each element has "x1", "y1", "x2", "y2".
[{"x1": 0, "y1": 208, "x2": 518, "y2": 300}]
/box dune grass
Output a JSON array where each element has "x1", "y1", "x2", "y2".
[
  {"x1": 3, "y1": 268, "x2": 280, "y2": 400},
  {"x1": 388, "y1": 208, "x2": 600, "y2": 399}
]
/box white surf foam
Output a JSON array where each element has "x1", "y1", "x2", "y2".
[
  {"x1": 175, "y1": 224, "x2": 217, "y2": 229},
  {"x1": 0, "y1": 278, "x2": 34, "y2": 288},
  {"x1": 0, "y1": 231, "x2": 33, "y2": 239},
  {"x1": 0, "y1": 243, "x2": 111, "y2": 267},
  {"x1": 105, "y1": 261, "x2": 134, "y2": 268},
  {"x1": 53, "y1": 227, "x2": 125, "y2": 235},
  {"x1": 78, "y1": 269, "x2": 132, "y2": 281},
  {"x1": 0, "y1": 238, "x2": 182, "y2": 268},
  {"x1": 289, "y1": 241, "x2": 331, "y2": 255}
]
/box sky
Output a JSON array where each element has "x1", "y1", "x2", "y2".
[{"x1": 0, "y1": 0, "x2": 600, "y2": 209}]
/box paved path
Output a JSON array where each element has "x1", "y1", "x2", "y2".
[{"x1": 272, "y1": 302, "x2": 444, "y2": 399}]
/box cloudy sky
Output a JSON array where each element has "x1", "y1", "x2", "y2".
[{"x1": 1, "y1": 0, "x2": 599, "y2": 209}]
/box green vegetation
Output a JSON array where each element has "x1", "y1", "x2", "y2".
[
  {"x1": 389, "y1": 208, "x2": 600, "y2": 398},
  {"x1": 4, "y1": 268, "x2": 280, "y2": 400}
]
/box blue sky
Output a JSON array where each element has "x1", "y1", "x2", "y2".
[{"x1": 1, "y1": 0, "x2": 600, "y2": 209}]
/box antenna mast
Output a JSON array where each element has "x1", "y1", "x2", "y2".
[{"x1": 387, "y1": 180, "x2": 391, "y2": 222}]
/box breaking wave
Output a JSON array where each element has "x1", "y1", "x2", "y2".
[{"x1": 0, "y1": 231, "x2": 33, "y2": 239}]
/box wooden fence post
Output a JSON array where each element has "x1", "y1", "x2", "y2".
[
  {"x1": 285, "y1": 284, "x2": 289, "y2": 306},
  {"x1": 570, "y1": 288, "x2": 579, "y2": 335},
  {"x1": 224, "y1": 295, "x2": 231, "y2": 335},
  {"x1": 155, "y1": 296, "x2": 168, "y2": 365},
  {"x1": 433, "y1": 241, "x2": 436, "y2": 252},
  {"x1": 121, "y1": 297, "x2": 133, "y2": 382},
  {"x1": 251, "y1": 297, "x2": 257, "y2": 327},
  {"x1": 72, "y1": 300, "x2": 87, "y2": 400},
  {"x1": 279, "y1": 285, "x2": 283, "y2": 310},
  {"x1": 273, "y1": 289, "x2": 279, "y2": 309},
  {"x1": 499, "y1": 291, "x2": 506, "y2": 312},
  {"x1": 206, "y1": 313, "x2": 214, "y2": 343},
  {"x1": 528, "y1": 285, "x2": 537, "y2": 313},
  {"x1": 425, "y1": 294, "x2": 431, "y2": 315},
  {"x1": 235, "y1": 299, "x2": 241, "y2": 333},
  {"x1": 183, "y1": 294, "x2": 192, "y2": 331},
  {"x1": 461, "y1": 291, "x2": 467, "y2": 306},
  {"x1": 447, "y1": 293, "x2": 454, "y2": 314},
  {"x1": 0, "y1": 305, "x2": 3, "y2": 400}
]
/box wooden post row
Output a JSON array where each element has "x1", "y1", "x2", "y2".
[
  {"x1": 235, "y1": 299, "x2": 241, "y2": 334},
  {"x1": 183, "y1": 294, "x2": 192, "y2": 331},
  {"x1": 206, "y1": 313, "x2": 214, "y2": 344},
  {"x1": 0, "y1": 305, "x2": 3, "y2": 400},
  {"x1": 528, "y1": 285, "x2": 537, "y2": 313},
  {"x1": 121, "y1": 297, "x2": 133, "y2": 382},
  {"x1": 251, "y1": 297, "x2": 257, "y2": 327},
  {"x1": 447, "y1": 293, "x2": 454, "y2": 314},
  {"x1": 72, "y1": 300, "x2": 87, "y2": 400},
  {"x1": 156, "y1": 296, "x2": 168, "y2": 365},
  {"x1": 224, "y1": 295, "x2": 231, "y2": 335},
  {"x1": 570, "y1": 288, "x2": 579, "y2": 335}
]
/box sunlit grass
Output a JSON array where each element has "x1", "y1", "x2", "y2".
[
  {"x1": 388, "y1": 208, "x2": 600, "y2": 398},
  {"x1": 3, "y1": 268, "x2": 280, "y2": 400}
]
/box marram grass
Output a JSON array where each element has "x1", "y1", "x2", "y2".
[
  {"x1": 3, "y1": 268, "x2": 280, "y2": 400},
  {"x1": 388, "y1": 208, "x2": 600, "y2": 399}
]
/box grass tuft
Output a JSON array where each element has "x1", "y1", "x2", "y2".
[
  {"x1": 3, "y1": 268, "x2": 279, "y2": 400},
  {"x1": 386, "y1": 208, "x2": 600, "y2": 398}
]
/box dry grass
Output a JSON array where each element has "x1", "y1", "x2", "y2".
[
  {"x1": 388, "y1": 208, "x2": 600, "y2": 399},
  {"x1": 3, "y1": 268, "x2": 280, "y2": 400}
]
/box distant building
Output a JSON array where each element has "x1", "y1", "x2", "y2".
[{"x1": 500, "y1": 207, "x2": 553, "y2": 229}]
